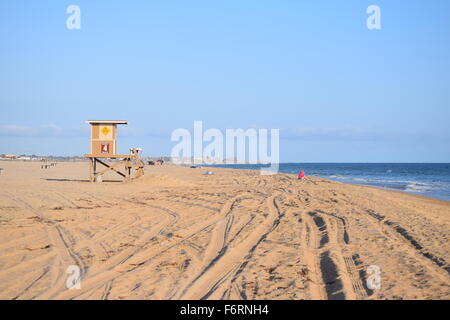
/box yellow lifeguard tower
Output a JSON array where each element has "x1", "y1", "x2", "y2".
[{"x1": 84, "y1": 120, "x2": 144, "y2": 182}]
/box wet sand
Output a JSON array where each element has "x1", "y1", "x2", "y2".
[{"x1": 0, "y1": 161, "x2": 449, "y2": 300}]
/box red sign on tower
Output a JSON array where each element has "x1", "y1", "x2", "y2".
[{"x1": 101, "y1": 143, "x2": 110, "y2": 154}]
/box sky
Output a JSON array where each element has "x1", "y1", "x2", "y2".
[{"x1": 0, "y1": 0, "x2": 449, "y2": 162}]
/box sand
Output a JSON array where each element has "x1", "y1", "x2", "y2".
[{"x1": 0, "y1": 161, "x2": 449, "y2": 300}]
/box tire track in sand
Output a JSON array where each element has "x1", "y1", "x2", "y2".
[
  {"x1": 363, "y1": 209, "x2": 450, "y2": 281},
  {"x1": 52, "y1": 202, "x2": 179, "y2": 299},
  {"x1": 299, "y1": 207, "x2": 368, "y2": 300},
  {"x1": 178, "y1": 195, "x2": 282, "y2": 300},
  {"x1": 2, "y1": 192, "x2": 85, "y2": 300},
  {"x1": 299, "y1": 212, "x2": 326, "y2": 300},
  {"x1": 54, "y1": 197, "x2": 238, "y2": 299},
  {"x1": 319, "y1": 212, "x2": 367, "y2": 300},
  {"x1": 169, "y1": 196, "x2": 238, "y2": 299}
]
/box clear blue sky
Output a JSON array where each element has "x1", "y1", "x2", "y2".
[{"x1": 1, "y1": 0, "x2": 449, "y2": 162}]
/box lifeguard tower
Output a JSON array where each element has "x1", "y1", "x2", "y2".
[{"x1": 84, "y1": 120, "x2": 144, "y2": 182}]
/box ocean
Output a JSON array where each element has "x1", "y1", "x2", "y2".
[{"x1": 204, "y1": 163, "x2": 450, "y2": 201}]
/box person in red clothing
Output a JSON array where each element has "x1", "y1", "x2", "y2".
[{"x1": 298, "y1": 169, "x2": 305, "y2": 180}]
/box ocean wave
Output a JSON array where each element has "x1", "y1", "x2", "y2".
[
  {"x1": 324, "y1": 175, "x2": 450, "y2": 196},
  {"x1": 403, "y1": 181, "x2": 447, "y2": 193}
]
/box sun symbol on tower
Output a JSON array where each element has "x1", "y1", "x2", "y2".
[{"x1": 101, "y1": 126, "x2": 110, "y2": 136}]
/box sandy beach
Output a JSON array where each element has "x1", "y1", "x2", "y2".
[{"x1": 0, "y1": 161, "x2": 449, "y2": 300}]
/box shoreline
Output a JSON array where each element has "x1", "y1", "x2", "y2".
[{"x1": 199, "y1": 163, "x2": 450, "y2": 202}]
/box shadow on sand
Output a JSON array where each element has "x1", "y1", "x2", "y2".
[{"x1": 43, "y1": 178, "x2": 123, "y2": 183}]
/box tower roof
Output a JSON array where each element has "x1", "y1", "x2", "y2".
[{"x1": 85, "y1": 120, "x2": 128, "y2": 125}]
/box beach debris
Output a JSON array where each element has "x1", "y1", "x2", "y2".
[
  {"x1": 298, "y1": 267, "x2": 309, "y2": 277},
  {"x1": 147, "y1": 159, "x2": 163, "y2": 166},
  {"x1": 24, "y1": 244, "x2": 52, "y2": 251},
  {"x1": 40, "y1": 163, "x2": 57, "y2": 169},
  {"x1": 204, "y1": 171, "x2": 214, "y2": 175}
]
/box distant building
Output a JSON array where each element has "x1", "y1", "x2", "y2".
[{"x1": 3, "y1": 154, "x2": 18, "y2": 159}]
